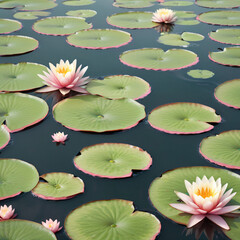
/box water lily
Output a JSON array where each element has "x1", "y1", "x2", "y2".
[
  {"x1": 52, "y1": 132, "x2": 68, "y2": 144},
  {"x1": 0, "y1": 205, "x2": 15, "y2": 220},
  {"x1": 170, "y1": 176, "x2": 240, "y2": 230},
  {"x1": 37, "y1": 59, "x2": 90, "y2": 95},
  {"x1": 42, "y1": 219, "x2": 62, "y2": 233},
  {"x1": 152, "y1": 9, "x2": 177, "y2": 24}
]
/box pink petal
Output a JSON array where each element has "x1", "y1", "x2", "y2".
[
  {"x1": 59, "y1": 88, "x2": 70, "y2": 95},
  {"x1": 72, "y1": 87, "x2": 89, "y2": 94},
  {"x1": 217, "y1": 192, "x2": 236, "y2": 208},
  {"x1": 170, "y1": 203, "x2": 199, "y2": 214},
  {"x1": 211, "y1": 205, "x2": 240, "y2": 215},
  {"x1": 206, "y1": 215, "x2": 230, "y2": 230},
  {"x1": 174, "y1": 191, "x2": 198, "y2": 208},
  {"x1": 36, "y1": 86, "x2": 58, "y2": 93},
  {"x1": 187, "y1": 214, "x2": 205, "y2": 228}
]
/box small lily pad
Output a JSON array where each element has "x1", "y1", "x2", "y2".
[
  {"x1": 0, "y1": 125, "x2": 10, "y2": 150},
  {"x1": 113, "y1": 0, "x2": 155, "y2": 8},
  {"x1": 13, "y1": 11, "x2": 50, "y2": 20},
  {"x1": 0, "y1": 35, "x2": 38, "y2": 56},
  {"x1": 74, "y1": 143, "x2": 152, "y2": 178},
  {"x1": 120, "y1": 48, "x2": 198, "y2": 71},
  {"x1": 209, "y1": 29, "x2": 240, "y2": 45},
  {"x1": 65, "y1": 199, "x2": 161, "y2": 240},
  {"x1": 196, "y1": 0, "x2": 240, "y2": 9},
  {"x1": 0, "y1": 19, "x2": 22, "y2": 34},
  {"x1": 176, "y1": 19, "x2": 200, "y2": 25},
  {"x1": 0, "y1": 93, "x2": 49, "y2": 132},
  {"x1": 175, "y1": 11, "x2": 199, "y2": 25},
  {"x1": 86, "y1": 75, "x2": 150, "y2": 100},
  {"x1": 0, "y1": 158, "x2": 39, "y2": 200},
  {"x1": 158, "y1": 33, "x2": 189, "y2": 46},
  {"x1": 187, "y1": 69, "x2": 214, "y2": 79},
  {"x1": 33, "y1": 16, "x2": 92, "y2": 36},
  {"x1": 67, "y1": 29, "x2": 132, "y2": 49},
  {"x1": 63, "y1": 0, "x2": 95, "y2": 6},
  {"x1": 53, "y1": 95, "x2": 146, "y2": 132},
  {"x1": 175, "y1": 11, "x2": 196, "y2": 18},
  {"x1": 148, "y1": 102, "x2": 221, "y2": 134},
  {"x1": 66, "y1": 9, "x2": 97, "y2": 18},
  {"x1": 181, "y1": 32, "x2": 204, "y2": 41},
  {"x1": 161, "y1": 1, "x2": 193, "y2": 6},
  {"x1": 32, "y1": 172, "x2": 84, "y2": 200}
]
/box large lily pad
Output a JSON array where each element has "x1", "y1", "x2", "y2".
[
  {"x1": 0, "y1": 19, "x2": 22, "y2": 34},
  {"x1": 209, "y1": 29, "x2": 240, "y2": 45},
  {"x1": 0, "y1": 62, "x2": 47, "y2": 92},
  {"x1": 32, "y1": 172, "x2": 84, "y2": 200},
  {"x1": 187, "y1": 69, "x2": 214, "y2": 79},
  {"x1": 113, "y1": 0, "x2": 155, "y2": 8},
  {"x1": 148, "y1": 102, "x2": 221, "y2": 134},
  {"x1": 175, "y1": 11, "x2": 199, "y2": 25},
  {"x1": 120, "y1": 48, "x2": 198, "y2": 71},
  {"x1": 66, "y1": 9, "x2": 97, "y2": 18},
  {"x1": 65, "y1": 199, "x2": 161, "y2": 240},
  {"x1": 53, "y1": 95, "x2": 146, "y2": 132},
  {"x1": 175, "y1": 11, "x2": 196, "y2": 19},
  {"x1": 13, "y1": 11, "x2": 50, "y2": 20},
  {"x1": 196, "y1": 0, "x2": 240, "y2": 9},
  {"x1": 0, "y1": 220, "x2": 56, "y2": 240},
  {"x1": 63, "y1": 0, "x2": 95, "y2": 6},
  {"x1": 33, "y1": 16, "x2": 92, "y2": 36},
  {"x1": 0, "y1": 35, "x2": 38, "y2": 56},
  {"x1": 0, "y1": 125, "x2": 10, "y2": 150},
  {"x1": 0, "y1": 158, "x2": 39, "y2": 200},
  {"x1": 67, "y1": 29, "x2": 132, "y2": 49},
  {"x1": 86, "y1": 75, "x2": 150, "y2": 100},
  {"x1": 107, "y1": 12, "x2": 158, "y2": 29},
  {"x1": 161, "y1": 1, "x2": 193, "y2": 6},
  {"x1": 0, "y1": 93, "x2": 49, "y2": 132},
  {"x1": 74, "y1": 143, "x2": 152, "y2": 178}
]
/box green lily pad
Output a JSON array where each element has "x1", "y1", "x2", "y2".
[
  {"x1": 0, "y1": 35, "x2": 38, "y2": 56},
  {"x1": 176, "y1": 19, "x2": 200, "y2": 25},
  {"x1": 215, "y1": 79, "x2": 240, "y2": 109},
  {"x1": 67, "y1": 29, "x2": 132, "y2": 49},
  {"x1": 0, "y1": 158, "x2": 39, "y2": 200},
  {"x1": 181, "y1": 32, "x2": 204, "y2": 41},
  {"x1": 33, "y1": 16, "x2": 92, "y2": 36},
  {"x1": 53, "y1": 95, "x2": 146, "y2": 132},
  {"x1": 107, "y1": 12, "x2": 158, "y2": 29},
  {"x1": 0, "y1": 19, "x2": 22, "y2": 34},
  {"x1": 0, "y1": 62, "x2": 47, "y2": 92},
  {"x1": 63, "y1": 0, "x2": 95, "y2": 6},
  {"x1": 66, "y1": 9, "x2": 97, "y2": 18},
  {"x1": 175, "y1": 11, "x2": 196, "y2": 18},
  {"x1": 13, "y1": 11, "x2": 50, "y2": 20},
  {"x1": 74, "y1": 143, "x2": 152, "y2": 178},
  {"x1": 120, "y1": 48, "x2": 198, "y2": 71},
  {"x1": 187, "y1": 69, "x2": 214, "y2": 79},
  {"x1": 0, "y1": 125, "x2": 10, "y2": 150},
  {"x1": 113, "y1": 0, "x2": 155, "y2": 8},
  {"x1": 32, "y1": 172, "x2": 84, "y2": 200},
  {"x1": 0, "y1": 220, "x2": 56, "y2": 240},
  {"x1": 161, "y1": 1, "x2": 193, "y2": 6},
  {"x1": 86, "y1": 75, "x2": 150, "y2": 100},
  {"x1": 196, "y1": 0, "x2": 240, "y2": 9},
  {"x1": 174, "y1": 11, "x2": 200, "y2": 25},
  {"x1": 209, "y1": 47, "x2": 240, "y2": 67},
  {"x1": 0, "y1": 93, "x2": 49, "y2": 132},
  {"x1": 148, "y1": 102, "x2": 221, "y2": 134},
  {"x1": 209, "y1": 29, "x2": 240, "y2": 45},
  {"x1": 65, "y1": 199, "x2": 161, "y2": 240},
  {"x1": 158, "y1": 34, "x2": 190, "y2": 46},
  {"x1": 197, "y1": 11, "x2": 240, "y2": 26}
]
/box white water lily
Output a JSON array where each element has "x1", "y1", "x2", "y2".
[{"x1": 152, "y1": 9, "x2": 177, "y2": 24}]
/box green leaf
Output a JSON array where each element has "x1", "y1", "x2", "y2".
[
  {"x1": 13, "y1": 11, "x2": 50, "y2": 20},
  {"x1": 0, "y1": 125, "x2": 10, "y2": 150},
  {"x1": 187, "y1": 69, "x2": 214, "y2": 79},
  {"x1": 161, "y1": 1, "x2": 193, "y2": 6},
  {"x1": 66, "y1": 9, "x2": 97, "y2": 18},
  {"x1": 113, "y1": 0, "x2": 155, "y2": 8},
  {"x1": 181, "y1": 32, "x2": 204, "y2": 41},
  {"x1": 196, "y1": 0, "x2": 240, "y2": 9},
  {"x1": 209, "y1": 28, "x2": 240, "y2": 45},
  {"x1": 0, "y1": 19, "x2": 22, "y2": 34},
  {"x1": 158, "y1": 33, "x2": 189, "y2": 46},
  {"x1": 63, "y1": 0, "x2": 95, "y2": 6}
]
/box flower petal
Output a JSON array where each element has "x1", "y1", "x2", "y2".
[
  {"x1": 170, "y1": 203, "x2": 199, "y2": 214},
  {"x1": 206, "y1": 215, "x2": 229, "y2": 230},
  {"x1": 36, "y1": 86, "x2": 58, "y2": 93},
  {"x1": 187, "y1": 215, "x2": 205, "y2": 228},
  {"x1": 211, "y1": 205, "x2": 240, "y2": 215}
]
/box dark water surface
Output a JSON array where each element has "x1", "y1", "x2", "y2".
[{"x1": 1, "y1": 0, "x2": 240, "y2": 239}]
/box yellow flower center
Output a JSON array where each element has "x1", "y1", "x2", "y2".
[
  {"x1": 56, "y1": 66, "x2": 72, "y2": 77},
  {"x1": 195, "y1": 187, "x2": 215, "y2": 198},
  {"x1": 160, "y1": 10, "x2": 170, "y2": 15},
  {"x1": 49, "y1": 224, "x2": 53, "y2": 228},
  {"x1": 1, "y1": 208, "x2": 8, "y2": 217}
]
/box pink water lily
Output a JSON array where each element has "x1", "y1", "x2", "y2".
[
  {"x1": 0, "y1": 205, "x2": 15, "y2": 220},
  {"x1": 152, "y1": 9, "x2": 177, "y2": 24},
  {"x1": 52, "y1": 132, "x2": 68, "y2": 144},
  {"x1": 170, "y1": 176, "x2": 240, "y2": 230},
  {"x1": 37, "y1": 59, "x2": 90, "y2": 95},
  {"x1": 42, "y1": 219, "x2": 62, "y2": 233}
]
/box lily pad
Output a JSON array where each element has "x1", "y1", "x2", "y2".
[
  {"x1": 13, "y1": 11, "x2": 50, "y2": 20},
  {"x1": 0, "y1": 35, "x2": 38, "y2": 56},
  {"x1": 196, "y1": 0, "x2": 240, "y2": 9},
  {"x1": 0, "y1": 220, "x2": 56, "y2": 240},
  {"x1": 33, "y1": 16, "x2": 92, "y2": 36},
  {"x1": 158, "y1": 33, "x2": 189, "y2": 46},
  {"x1": 86, "y1": 75, "x2": 151, "y2": 100},
  {"x1": 148, "y1": 102, "x2": 221, "y2": 134},
  {"x1": 175, "y1": 11, "x2": 199, "y2": 25},
  {"x1": 0, "y1": 19, "x2": 22, "y2": 34},
  {"x1": 0, "y1": 62, "x2": 47, "y2": 92},
  {"x1": 187, "y1": 69, "x2": 214, "y2": 79},
  {"x1": 176, "y1": 19, "x2": 200, "y2": 25},
  {"x1": 197, "y1": 11, "x2": 240, "y2": 26},
  {"x1": 0, "y1": 158, "x2": 39, "y2": 200},
  {"x1": 0, "y1": 93, "x2": 49, "y2": 132},
  {"x1": 215, "y1": 79, "x2": 240, "y2": 109},
  {"x1": 120, "y1": 48, "x2": 199, "y2": 71},
  {"x1": 175, "y1": 11, "x2": 196, "y2": 18},
  {"x1": 181, "y1": 32, "x2": 204, "y2": 41},
  {"x1": 161, "y1": 1, "x2": 193, "y2": 6},
  {"x1": 209, "y1": 47, "x2": 240, "y2": 67},
  {"x1": 209, "y1": 29, "x2": 240, "y2": 45},
  {"x1": 53, "y1": 95, "x2": 146, "y2": 132},
  {"x1": 0, "y1": 125, "x2": 10, "y2": 150},
  {"x1": 32, "y1": 172, "x2": 84, "y2": 200},
  {"x1": 66, "y1": 9, "x2": 97, "y2": 18},
  {"x1": 74, "y1": 143, "x2": 152, "y2": 178},
  {"x1": 63, "y1": 0, "x2": 95, "y2": 6},
  {"x1": 65, "y1": 199, "x2": 161, "y2": 240},
  {"x1": 107, "y1": 12, "x2": 158, "y2": 29},
  {"x1": 113, "y1": 0, "x2": 155, "y2": 8},
  {"x1": 67, "y1": 29, "x2": 132, "y2": 49}
]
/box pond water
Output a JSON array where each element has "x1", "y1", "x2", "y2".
[{"x1": 0, "y1": 0, "x2": 240, "y2": 239}]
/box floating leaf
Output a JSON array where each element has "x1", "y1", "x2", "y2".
[
  {"x1": 113, "y1": 0, "x2": 155, "y2": 8},
  {"x1": 175, "y1": 11, "x2": 199, "y2": 25},
  {"x1": 158, "y1": 33, "x2": 189, "y2": 46},
  {"x1": 32, "y1": 172, "x2": 84, "y2": 200},
  {"x1": 0, "y1": 158, "x2": 39, "y2": 200},
  {"x1": 181, "y1": 32, "x2": 204, "y2": 41},
  {"x1": 13, "y1": 11, "x2": 50, "y2": 20},
  {"x1": 209, "y1": 29, "x2": 240, "y2": 45},
  {"x1": 86, "y1": 75, "x2": 150, "y2": 100},
  {"x1": 33, "y1": 16, "x2": 92, "y2": 36},
  {"x1": 0, "y1": 125, "x2": 10, "y2": 150},
  {"x1": 148, "y1": 102, "x2": 221, "y2": 134},
  {"x1": 161, "y1": 1, "x2": 193, "y2": 6},
  {"x1": 65, "y1": 199, "x2": 161, "y2": 240},
  {"x1": 187, "y1": 69, "x2": 214, "y2": 79},
  {"x1": 63, "y1": 0, "x2": 95, "y2": 6},
  {"x1": 176, "y1": 19, "x2": 199, "y2": 25},
  {"x1": 67, "y1": 29, "x2": 132, "y2": 49},
  {"x1": 53, "y1": 95, "x2": 146, "y2": 132},
  {"x1": 120, "y1": 48, "x2": 198, "y2": 71},
  {"x1": 74, "y1": 143, "x2": 152, "y2": 178},
  {"x1": 0, "y1": 93, "x2": 49, "y2": 132},
  {"x1": 175, "y1": 11, "x2": 196, "y2": 18},
  {"x1": 0, "y1": 19, "x2": 22, "y2": 34},
  {"x1": 66, "y1": 9, "x2": 97, "y2": 18},
  {"x1": 196, "y1": 0, "x2": 240, "y2": 9}
]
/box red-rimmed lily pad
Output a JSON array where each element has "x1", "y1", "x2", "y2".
[
  {"x1": 0, "y1": 93, "x2": 49, "y2": 132},
  {"x1": 66, "y1": 29, "x2": 132, "y2": 49},
  {"x1": 0, "y1": 125, "x2": 10, "y2": 150},
  {"x1": 66, "y1": 9, "x2": 97, "y2": 18},
  {"x1": 32, "y1": 172, "x2": 84, "y2": 200},
  {"x1": 113, "y1": 0, "x2": 155, "y2": 8},
  {"x1": 0, "y1": 62, "x2": 47, "y2": 92},
  {"x1": 86, "y1": 75, "x2": 151, "y2": 100},
  {"x1": 33, "y1": 16, "x2": 92, "y2": 36},
  {"x1": 74, "y1": 143, "x2": 152, "y2": 178},
  {"x1": 187, "y1": 69, "x2": 214, "y2": 79},
  {"x1": 13, "y1": 11, "x2": 51, "y2": 20},
  {"x1": 196, "y1": 0, "x2": 240, "y2": 9},
  {"x1": 0, "y1": 35, "x2": 38, "y2": 56},
  {"x1": 209, "y1": 29, "x2": 240, "y2": 45},
  {"x1": 63, "y1": 0, "x2": 95, "y2": 6},
  {"x1": 148, "y1": 102, "x2": 221, "y2": 134},
  {"x1": 65, "y1": 199, "x2": 161, "y2": 240},
  {"x1": 161, "y1": 1, "x2": 193, "y2": 6},
  {"x1": 0, "y1": 158, "x2": 39, "y2": 200},
  {"x1": 120, "y1": 48, "x2": 199, "y2": 71},
  {"x1": 0, "y1": 219, "x2": 56, "y2": 240},
  {"x1": 53, "y1": 95, "x2": 146, "y2": 132},
  {"x1": 0, "y1": 19, "x2": 22, "y2": 34}
]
